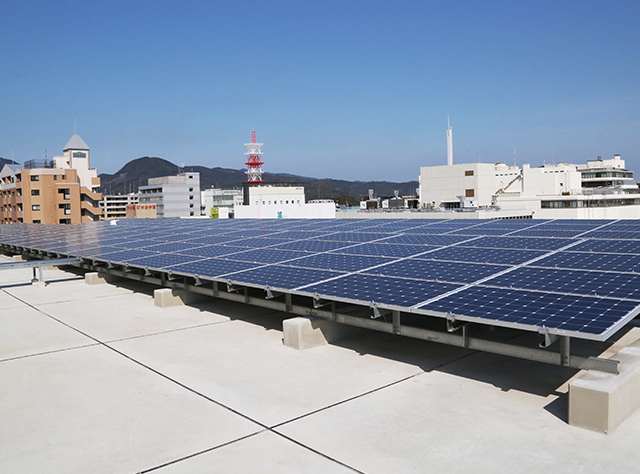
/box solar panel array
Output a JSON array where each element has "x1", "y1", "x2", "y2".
[{"x1": 2, "y1": 217, "x2": 640, "y2": 342}]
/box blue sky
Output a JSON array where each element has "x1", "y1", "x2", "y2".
[{"x1": 1, "y1": 0, "x2": 639, "y2": 181}]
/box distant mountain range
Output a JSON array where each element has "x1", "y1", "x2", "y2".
[{"x1": 98, "y1": 157, "x2": 419, "y2": 205}]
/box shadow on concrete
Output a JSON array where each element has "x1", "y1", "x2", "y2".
[{"x1": 61, "y1": 266, "x2": 637, "y2": 424}]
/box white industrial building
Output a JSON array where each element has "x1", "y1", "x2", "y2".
[
  {"x1": 201, "y1": 188, "x2": 243, "y2": 218},
  {"x1": 138, "y1": 172, "x2": 201, "y2": 218},
  {"x1": 418, "y1": 155, "x2": 640, "y2": 219},
  {"x1": 234, "y1": 185, "x2": 335, "y2": 219}
]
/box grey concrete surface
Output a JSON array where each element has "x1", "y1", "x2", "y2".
[{"x1": 2, "y1": 258, "x2": 640, "y2": 473}]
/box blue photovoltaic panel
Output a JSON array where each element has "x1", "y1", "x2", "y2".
[
  {"x1": 367, "y1": 258, "x2": 508, "y2": 284},
  {"x1": 447, "y1": 228, "x2": 526, "y2": 236},
  {"x1": 274, "y1": 240, "x2": 355, "y2": 253},
  {"x1": 461, "y1": 236, "x2": 576, "y2": 251},
  {"x1": 67, "y1": 245, "x2": 122, "y2": 258},
  {"x1": 168, "y1": 258, "x2": 255, "y2": 278},
  {"x1": 289, "y1": 253, "x2": 393, "y2": 272},
  {"x1": 184, "y1": 235, "x2": 247, "y2": 245},
  {"x1": 177, "y1": 245, "x2": 249, "y2": 258},
  {"x1": 508, "y1": 229, "x2": 590, "y2": 238},
  {"x1": 270, "y1": 230, "x2": 335, "y2": 240},
  {"x1": 425, "y1": 246, "x2": 546, "y2": 265},
  {"x1": 568, "y1": 239, "x2": 640, "y2": 255},
  {"x1": 302, "y1": 274, "x2": 461, "y2": 307},
  {"x1": 383, "y1": 234, "x2": 473, "y2": 246},
  {"x1": 420, "y1": 286, "x2": 639, "y2": 335},
  {"x1": 533, "y1": 252, "x2": 640, "y2": 273},
  {"x1": 234, "y1": 237, "x2": 292, "y2": 248},
  {"x1": 126, "y1": 253, "x2": 202, "y2": 269},
  {"x1": 315, "y1": 232, "x2": 394, "y2": 243},
  {"x1": 225, "y1": 265, "x2": 341, "y2": 289},
  {"x1": 139, "y1": 242, "x2": 209, "y2": 253},
  {"x1": 484, "y1": 266, "x2": 640, "y2": 300},
  {"x1": 92, "y1": 249, "x2": 158, "y2": 263},
  {"x1": 3, "y1": 217, "x2": 640, "y2": 341},
  {"x1": 225, "y1": 248, "x2": 308, "y2": 264},
  {"x1": 335, "y1": 242, "x2": 432, "y2": 258}
]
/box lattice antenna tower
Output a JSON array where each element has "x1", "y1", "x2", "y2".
[{"x1": 244, "y1": 130, "x2": 264, "y2": 184}]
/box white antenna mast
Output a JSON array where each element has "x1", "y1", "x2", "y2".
[{"x1": 446, "y1": 116, "x2": 453, "y2": 166}]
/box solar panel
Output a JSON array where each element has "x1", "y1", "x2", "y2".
[
  {"x1": 419, "y1": 286, "x2": 639, "y2": 336},
  {"x1": 484, "y1": 266, "x2": 640, "y2": 300},
  {"x1": 423, "y1": 246, "x2": 546, "y2": 265},
  {"x1": 301, "y1": 274, "x2": 461, "y2": 307},
  {"x1": 335, "y1": 242, "x2": 432, "y2": 258},
  {"x1": 367, "y1": 258, "x2": 508, "y2": 284},
  {"x1": 3, "y1": 217, "x2": 640, "y2": 342}
]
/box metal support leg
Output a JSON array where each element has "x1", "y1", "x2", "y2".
[
  {"x1": 392, "y1": 310, "x2": 400, "y2": 335},
  {"x1": 285, "y1": 293, "x2": 292, "y2": 313},
  {"x1": 37, "y1": 264, "x2": 44, "y2": 284},
  {"x1": 561, "y1": 336, "x2": 570, "y2": 367}
]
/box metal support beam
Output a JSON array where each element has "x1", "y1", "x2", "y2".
[
  {"x1": 66, "y1": 258, "x2": 620, "y2": 374},
  {"x1": 0, "y1": 257, "x2": 80, "y2": 284}
]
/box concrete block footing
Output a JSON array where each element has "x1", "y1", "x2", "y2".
[
  {"x1": 154, "y1": 288, "x2": 209, "y2": 308},
  {"x1": 85, "y1": 272, "x2": 120, "y2": 285},
  {"x1": 569, "y1": 340, "x2": 640, "y2": 433},
  {"x1": 283, "y1": 317, "x2": 358, "y2": 350},
  {"x1": 12, "y1": 255, "x2": 25, "y2": 262}
]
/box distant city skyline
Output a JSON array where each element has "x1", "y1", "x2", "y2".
[{"x1": 2, "y1": 1, "x2": 639, "y2": 181}]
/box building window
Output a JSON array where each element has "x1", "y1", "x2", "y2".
[
  {"x1": 33, "y1": 219, "x2": 40, "y2": 223},
  {"x1": 31, "y1": 189, "x2": 40, "y2": 196},
  {"x1": 54, "y1": 175, "x2": 58, "y2": 180},
  {"x1": 465, "y1": 170, "x2": 474, "y2": 176},
  {"x1": 189, "y1": 188, "x2": 193, "y2": 192},
  {"x1": 32, "y1": 205, "x2": 40, "y2": 211},
  {"x1": 465, "y1": 189, "x2": 475, "y2": 198},
  {"x1": 31, "y1": 175, "x2": 39, "y2": 181}
]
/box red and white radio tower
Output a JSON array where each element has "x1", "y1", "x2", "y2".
[{"x1": 244, "y1": 130, "x2": 264, "y2": 184}]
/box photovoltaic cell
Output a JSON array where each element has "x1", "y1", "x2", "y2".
[
  {"x1": 484, "y1": 266, "x2": 640, "y2": 300},
  {"x1": 225, "y1": 265, "x2": 341, "y2": 289},
  {"x1": 167, "y1": 258, "x2": 255, "y2": 277},
  {"x1": 420, "y1": 286, "x2": 639, "y2": 335},
  {"x1": 533, "y1": 252, "x2": 640, "y2": 273},
  {"x1": 366, "y1": 259, "x2": 508, "y2": 284},
  {"x1": 424, "y1": 246, "x2": 545, "y2": 265},
  {"x1": 289, "y1": 253, "x2": 393, "y2": 272},
  {"x1": 335, "y1": 242, "x2": 432, "y2": 258},
  {"x1": 302, "y1": 274, "x2": 461, "y2": 307}
]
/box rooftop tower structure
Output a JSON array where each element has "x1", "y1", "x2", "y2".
[
  {"x1": 244, "y1": 131, "x2": 264, "y2": 184},
  {"x1": 447, "y1": 116, "x2": 453, "y2": 166}
]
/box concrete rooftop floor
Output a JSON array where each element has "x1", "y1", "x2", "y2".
[{"x1": 1, "y1": 256, "x2": 640, "y2": 473}]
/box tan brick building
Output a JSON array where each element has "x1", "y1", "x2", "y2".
[{"x1": 0, "y1": 134, "x2": 102, "y2": 224}]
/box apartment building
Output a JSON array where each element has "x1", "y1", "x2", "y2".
[
  {"x1": 100, "y1": 193, "x2": 139, "y2": 219},
  {"x1": 0, "y1": 134, "x2": 102, "y2": 224}
]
